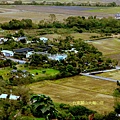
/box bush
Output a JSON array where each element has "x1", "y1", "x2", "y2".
[
  {"x1": 12, "y1": 66, "x2": 17, "y2": 70},
  {"x1": 36, "y1": 72, "x2": 38, "y2": 75},
  {"x1": 42, "y1": 70, "x2": 46, "y2": 74},
  {"x1": 0, "y1": 75, "x2": 3, "y2": 80},
  {"x1": 69, "y1": 105, "x2": 96, "y2": 116},
  {"x1": 59, "y1": 103, "x2": 70, "y2": 109}
]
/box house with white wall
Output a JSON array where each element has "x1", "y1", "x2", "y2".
[
  {"x1": 115, "y1": 13, "x2": 120, "y2": 20},
  {"x1": 40, "y1": 37, "x2": 48, "y2": 43},
  {"x1": 1, "y1": 50, "x2": 14, "y2": 57}
]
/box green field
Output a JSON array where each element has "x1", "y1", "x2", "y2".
[
  {"x1": 87, "y1": 7, "x2": 120, "y2": 14},
  {"x1": 0, "y1": 65, "x2": 59, "y2": 80},
  {"x1": 0, "y1": 67, "x2": 13, "y2": 80}
]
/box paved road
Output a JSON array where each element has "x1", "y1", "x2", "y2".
[
  {"x1": 5, "y1": 57, "x2": 26, "y2": 64},
  {"x1": 80, "y1": 73, "x2": 119, "y2": 82},
  {"x1": 80, "y1": 66, "x2": 120, "y2": 82}
]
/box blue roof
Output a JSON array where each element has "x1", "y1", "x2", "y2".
[{"x1": 48, "y1": 54, "x2": 67, "y2": 61}]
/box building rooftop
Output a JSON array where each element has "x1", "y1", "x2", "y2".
[
  {"x1": 13, "y1": 48, "x2": 34, "y2": 53},
  {"x1": 0, "y1": 94, "x2": 20, "y2": 100},
  {"x1": 1, "y1": 50, "x2": 13, "y2": 54}
]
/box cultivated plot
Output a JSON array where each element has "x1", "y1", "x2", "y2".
[{"x1": 29, "y1": 75, "x2": 116, "y2": 114}]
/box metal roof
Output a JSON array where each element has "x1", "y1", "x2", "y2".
[{"x1": 13, "y1": 48, "x2": 34, "y2": 53}]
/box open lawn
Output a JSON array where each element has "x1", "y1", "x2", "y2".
[
  {"x1": 16, "y1": 64, "x2": 59, "y2": 80},
  {"x1": 29, "y1": 75, "x2": 117, "y2": 114},
  {"x1": 0, "y1": 65, "x2": 59, "y2": 80}
]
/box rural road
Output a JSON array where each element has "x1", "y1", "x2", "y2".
[
  {"x1": 5, "y1": 57, "x2": 26, "y2": 64},
  {"x1": 80, "y1": 66, "x2": 120, "y2": 82}
]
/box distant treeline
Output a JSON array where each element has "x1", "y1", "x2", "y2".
[
  {"x1": 0, "y1": 1, "x2": 119, "y2": 7},
  {"x1": 1, "y1": 16, "x2": 120, "y2": 34}
]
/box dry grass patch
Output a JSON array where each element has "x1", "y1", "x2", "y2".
[
  {"x1": 97, "y1": 70, "x2": 120, "y2": 80},
  {"x1": 91, "y1": 38, "x2": 120, "y2": 55},
  {"x1": 29, "y1": 75, "x2": 116, "y2": 114},
  {"x1": 0, "y1": 5, "x2": 118, "y2": 23},
  {"x1": 71, "y1": 33, "x2": 100, "y2": 40}
]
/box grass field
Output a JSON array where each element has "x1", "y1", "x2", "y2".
[
  {"x1": 16, "y1": 64, "x2": 59, "y2": 79},
  {"x1": 90, "y1": 38, "x2": 120, "y2": 65},
  {"x1": 0, "y1": 65, "x2": 59, "y2": 80},
  {"x1": 90, "y1": 38, "x2": 120, "y2": 55},
  {"x1": 29, "y1": 75, "x2": 117, "y2": 114},
  {"x1": 87, "y1": 7, "x2": 120, "y2": 14},
  {"x1": 97, "y1": 70, "x2": 120, "y2": 80},
  {"x1": 0, "y1": 67, "x2": 13, "y2": 80},
  {"x1": 38, "y1": 32, "x2": 101, "y2": 41},
  {"x1": 0, "y1": 5, "x2": 119, "y2": 23}
]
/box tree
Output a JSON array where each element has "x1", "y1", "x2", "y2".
[
  {"x1": 113, "y1": 81, "x2": 120, "y2": 118},
  {"x1": 49, "y1": 14, "x2": 56, "y2": 23},
  {"x1": 29, "y1": 53, "x2": 48, "y2": 66},
  {"x1": 0, "y1": 99, "x2": 21, "y2": 120},
  {"x1": 14, "y1": 0, "x2": 22, "y2": 5},
  {"x1": 0, "y1": 86, "x2": 31, "y2": 120},
  {"x1": 31, "y1": 94, "x2": 58, "y2": 119}
]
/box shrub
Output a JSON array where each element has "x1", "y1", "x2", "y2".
[
  {"x1": 13, "y1": 66, "x2": 17, "y2": 70},
  {"x1": 42, "y1": 70, "x2": 46, "y2": 74},
  {"x1": 36, "y1": 72, "x2": 38, "y2": 75}
]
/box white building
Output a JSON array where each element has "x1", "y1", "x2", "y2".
[
  {"x1": 26, "y1": 51, "x2": 34, "y2": 58},
  {"x1": 115, "y1": 13, "x2": 120, "y2": 20},
  {"x1": 40, "y1": 37, "x2": 48, "y2": 43},
  {"x1": 0, "y1": 94, "x2": 20, "y2": 100},
  {"x1": 1, "y1": 50, "x2": 14, "y2": 57},
  {"x1": 0, "y1": 38, "x2": 8, "y2": 44}
]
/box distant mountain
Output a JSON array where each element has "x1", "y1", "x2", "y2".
[{"x1": 0, "y1": 0, "x2": 120, "y2": 5}]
